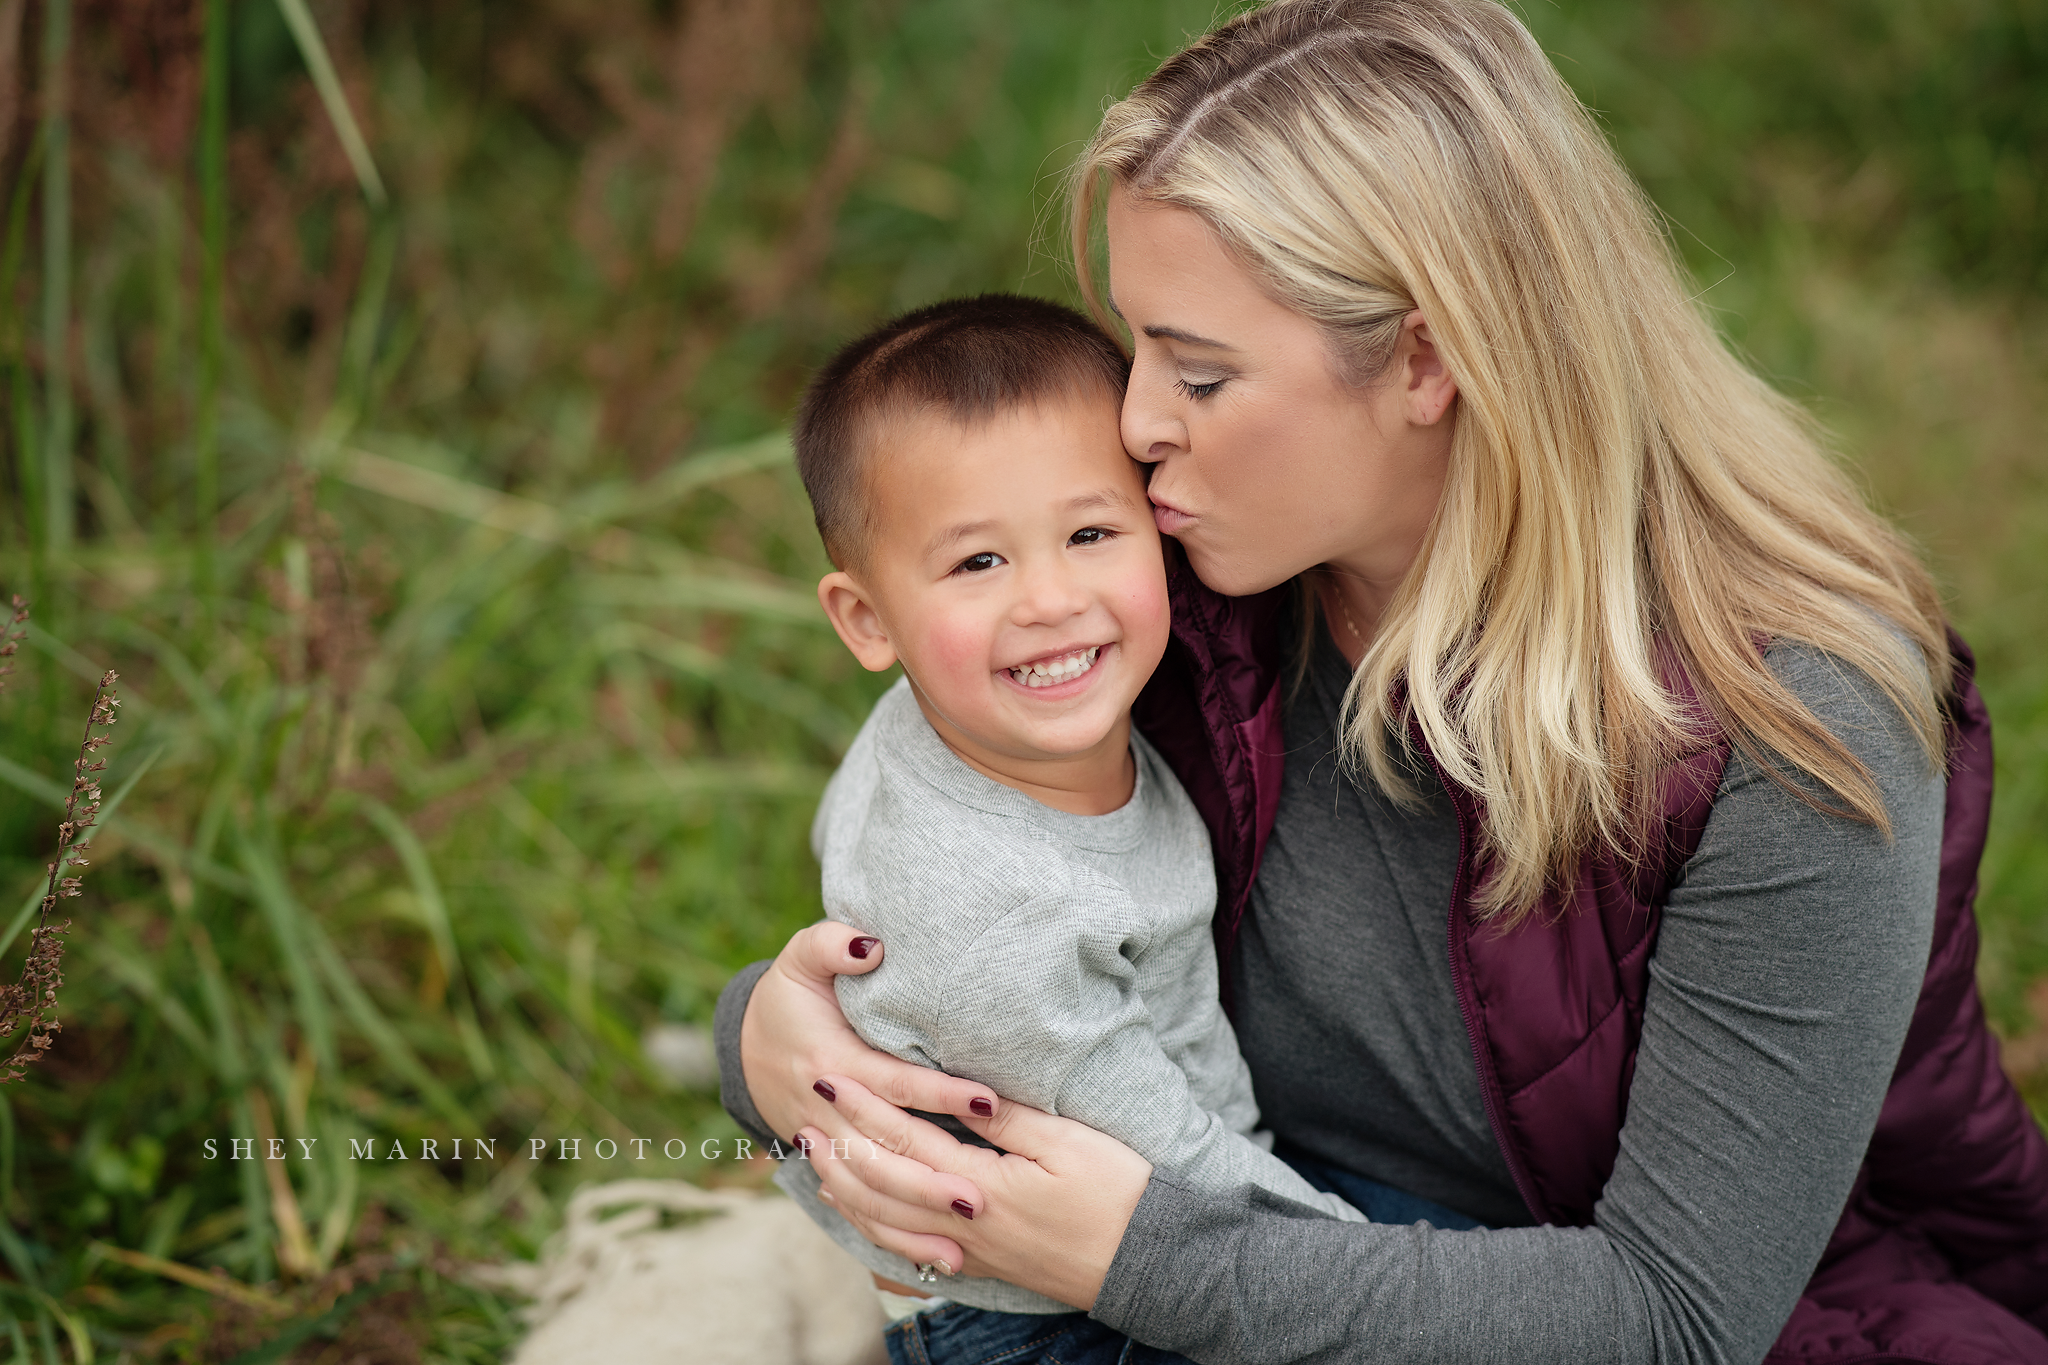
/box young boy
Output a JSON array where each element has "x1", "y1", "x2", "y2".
[{"x1": 775, "y1": 294, "x2": 1364, "y2": 1361}]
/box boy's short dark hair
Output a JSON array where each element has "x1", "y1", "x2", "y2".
[{"x1": 793, "y1": 293, "x2": 1130, "y2": 571}]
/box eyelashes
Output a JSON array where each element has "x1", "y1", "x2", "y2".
[
  {"x1": 948, "y1": 528, "x2": 1118, "y2": 575},
  {"x1": 1174, "y1": 377, "x2": 1224, "y2": 400}
]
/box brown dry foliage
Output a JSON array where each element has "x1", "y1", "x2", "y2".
[
  {"x1": 0, "y1": 666, "x2": 119, "y2": 1082},
  {"x1": 199, "y1": 1249, "x2": 434, "y2": 1365},
  {"x1": 0, "y1": 0, "x2": 890, "y2": 502}
]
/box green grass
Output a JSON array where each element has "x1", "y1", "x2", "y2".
[{"x1": 0, "y1": 0, "x2": 2041, "y2": 1357}]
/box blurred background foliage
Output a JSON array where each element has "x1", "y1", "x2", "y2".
[{"x1": 0, "y1": 0, "x2": 2040, "y2": 1357}]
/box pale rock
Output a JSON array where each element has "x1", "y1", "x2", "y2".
[{"x1": 477, "y1": 1179, "x2": 886, "y2": 1365}]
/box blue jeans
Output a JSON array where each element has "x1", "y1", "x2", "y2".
[
  {"x1": 883, "y1": 1151, "x2": 1485, "y2": 1365},
  {"x1": 1274, "y1": 1145, "x2": 1487, "y2": 1231}
]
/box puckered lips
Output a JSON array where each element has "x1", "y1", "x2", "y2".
[
  {"x1": 1149, "y1": 493, "x2": 1196, "y2": 536},
  {"x1": 1003, "y1": 643, "x2": 1108, "y2": 696}
]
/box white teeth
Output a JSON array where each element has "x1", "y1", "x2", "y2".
[{"x1": 1009, "y1": 646, "x2": 1101, "y2": 689}]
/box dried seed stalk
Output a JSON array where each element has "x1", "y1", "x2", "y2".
[
  {"x1": 0, "y1": 668, "x2": 119, "y2": 1082},
  {"x1": 0, "y1": 595, "x2": 25, "y2": 694}
]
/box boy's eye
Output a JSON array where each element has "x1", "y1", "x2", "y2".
[
  {"x1": 1174, "y1": 376, "x2": 1224, "y2": 401},
  {"x1": 953, "y1": 551, "x2": 1004, "y2": 574},
  {"x1": 1069, "y1": 527, "x2": 1114, "y2": 547}
]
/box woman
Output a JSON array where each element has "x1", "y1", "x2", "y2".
[{"x1": 716, "y1": 1, "x2": 2048, "y2": 1360}]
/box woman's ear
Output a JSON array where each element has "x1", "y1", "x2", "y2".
[
  {"x1": 819, "y1": 572, "x2": 899, "y2": 673},
  {"x1": 1399, "y1": 311, "x2": 1459, "y2": 427}
]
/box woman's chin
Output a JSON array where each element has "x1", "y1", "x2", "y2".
[{"x1": 1177, "y1": 539, "x2": 1300, "y2": 599}]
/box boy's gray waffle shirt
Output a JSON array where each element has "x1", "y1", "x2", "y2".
[{"x1": 776, "y1": 677, "x2": 1362, "y2": 1314}]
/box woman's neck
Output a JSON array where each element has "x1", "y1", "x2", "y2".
[{"x1": 1314, "y1": 568, "x2": 1394, "y2": 668}]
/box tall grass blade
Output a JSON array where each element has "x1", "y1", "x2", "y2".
[
  {"x1": 234, "y1": 831, "x2": 340, "y2": 1076},
  {"x1": 194, "y1": 0, "x2": 229, "y2": 602},
  {"x1": 606, "y1": 431, "x2": 795, "y2": 520},
  {"x1": 300, "y1": 915, "x2": 474, "y2": 1131},
  {"x1": 179, "y1": 913, "x2": 249, "y2": 1088},
  {"x1": 581, "y1": 573, "x2": 824, "y2": 624},
  {"x1": 1, "y1": 127, "x2": 45, "y2": 350},
  {"x1": 89, "y1": 928, "x2": 210, "y2": 1057},
  {"x1": 273, "y1": 0, "x2": 387, "y2": 206},
  {"x1": 3, "y1": 127, "x2": 41, "y2": 565},
  {"x1": 25, "y1": 1294, "x2": 86, "y2": 1365},
  {"x1": 37, "y1": 0, "x2": 71, "y2": 560},
  {"x1": 357, "y1": 796, "x2": 496, "y2": 1080},
  {"x1": 336, "y1": 215, "x2": 397, "y2": 416}
]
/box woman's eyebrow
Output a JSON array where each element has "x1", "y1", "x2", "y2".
[
  {"x1": 1142, "y1": 323, "x2": 1235, "y2": 351},
  {"x1": 1104, "y1": 294, "x2": 1235, "y2": 351}
]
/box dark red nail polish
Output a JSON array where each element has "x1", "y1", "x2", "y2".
[
  {"x1": 813, "y1": 1079, "x2": 838, "y2": 1102},
  {"x1": 792, "y1": 1135, "x2": 810, "y2": 1155},
  {"x1": 951, "y1": 1199, "x2": 976, "y2": 1219},
  {"x1": 969, "y1": 1097, "x2": 994, "y2": 1118},
  {"x1": 849, "y1": 936, "x2": 879, "y2": 960}
]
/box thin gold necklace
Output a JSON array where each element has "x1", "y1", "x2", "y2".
[{"x1": 1325, "y1": 574, "x2": 1369, "y2": 654}]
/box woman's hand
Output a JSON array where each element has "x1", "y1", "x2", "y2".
[
  {"x1": 738, "y1": 921, "x2": 998, "y2": 1159},
  {"x1": 798, "y1": 1073, "x2": 1154, "y2": 1310}
]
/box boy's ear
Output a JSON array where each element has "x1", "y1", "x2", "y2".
[{"x1": 818, "y1": 571, "x2": 898, "y2": 673}]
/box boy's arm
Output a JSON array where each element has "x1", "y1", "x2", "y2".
[{"x1": 923, "y1": 889, "x2": 1368, "y2": 1224}]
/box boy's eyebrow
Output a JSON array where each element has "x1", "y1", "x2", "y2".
[
  {"x1": 922, "y1": 488, "x2": 1142, "y2": 561},
  {"x1": 1065, "y1": 487, "x2": 1140, "y2": 514},
  {"x1": 924, "y1": 518, "x2": 997, "y2": 561}
]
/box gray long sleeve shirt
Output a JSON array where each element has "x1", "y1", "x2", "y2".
[
  {"x1": 718, "y1": 629, "x2": 1945, "y2": 1362},
  {"x1": 773, "y1": 678, "x2": 1363, "y2": 1315}
]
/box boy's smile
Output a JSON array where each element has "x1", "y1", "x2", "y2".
[{"x1": 816, "y1": 391, "x2": 1169, "y2": 815}]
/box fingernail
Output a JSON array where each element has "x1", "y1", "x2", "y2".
[
  {"x1": 849, "y1": 936, "x2": 879, "y2": 960},
  {"x1": 935, "y1": 1259, "x2": 956, "y2": 1277},
  {"x1": 950, "y1": 1199, "x2": 975, "y2": 1219},
  {"x1": 969, "y1": 1097, "x2": 993, "y2": 1118},
  {"x1": 813, "y1": 1079, "x2": 838, "y2": 1102},
  {"x1": 792, "y1": 1135, "x2": 810, "y2": 1156}
]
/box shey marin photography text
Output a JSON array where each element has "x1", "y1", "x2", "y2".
[{"x1": 198, "y1": 1134, "x2": 832, "y2": 1163}]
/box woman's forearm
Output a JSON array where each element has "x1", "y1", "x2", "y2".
[{"x1": 1099, "y1": 1183, "x2": 1646, "y2": 1364}]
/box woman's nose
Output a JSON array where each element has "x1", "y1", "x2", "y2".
[{"x1": 1122, "y1": 361, "x2": 1186, "y2": 465}]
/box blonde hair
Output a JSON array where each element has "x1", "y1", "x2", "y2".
[{"x1": 1072, "y1": 0, "x2": 1951, "y2": 919}]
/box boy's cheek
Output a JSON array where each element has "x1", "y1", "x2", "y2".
[
  {"x1": 917, "y1": 618, "x2": 1000, "y2": 689},
  {"x1": 1114, "y1": 568, "x2": 1171, "y2": 640},
  {"x1": 1129, "y1": 580, "x2": 1173, "y2": 667}
]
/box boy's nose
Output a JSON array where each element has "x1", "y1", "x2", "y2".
[{"x1": 1010, "y1": 560, "x2": 1091, "y2": 625}]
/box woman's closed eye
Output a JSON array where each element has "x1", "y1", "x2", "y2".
[
  {"x1": 951, "y1": 550, "x2": 1006, "y2": 575},
  {"x1": 1173, "y1": 376, "x2": 1225, "y2": 401}
]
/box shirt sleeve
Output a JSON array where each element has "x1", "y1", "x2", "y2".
[
  {"x1": 1093, "y1": 640, "x2": 1945, "y2": 1365},
  {"x1": 925, "y1": 886, "x2": 1366, "y2": 1224},
  {"x1": 714, "y1": 958, "x2": 781, "y2": 1149}
]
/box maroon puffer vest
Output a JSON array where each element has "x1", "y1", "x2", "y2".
[{"x1": 1133, "y1": 561, "x2": 2048, "y2": 1364}]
